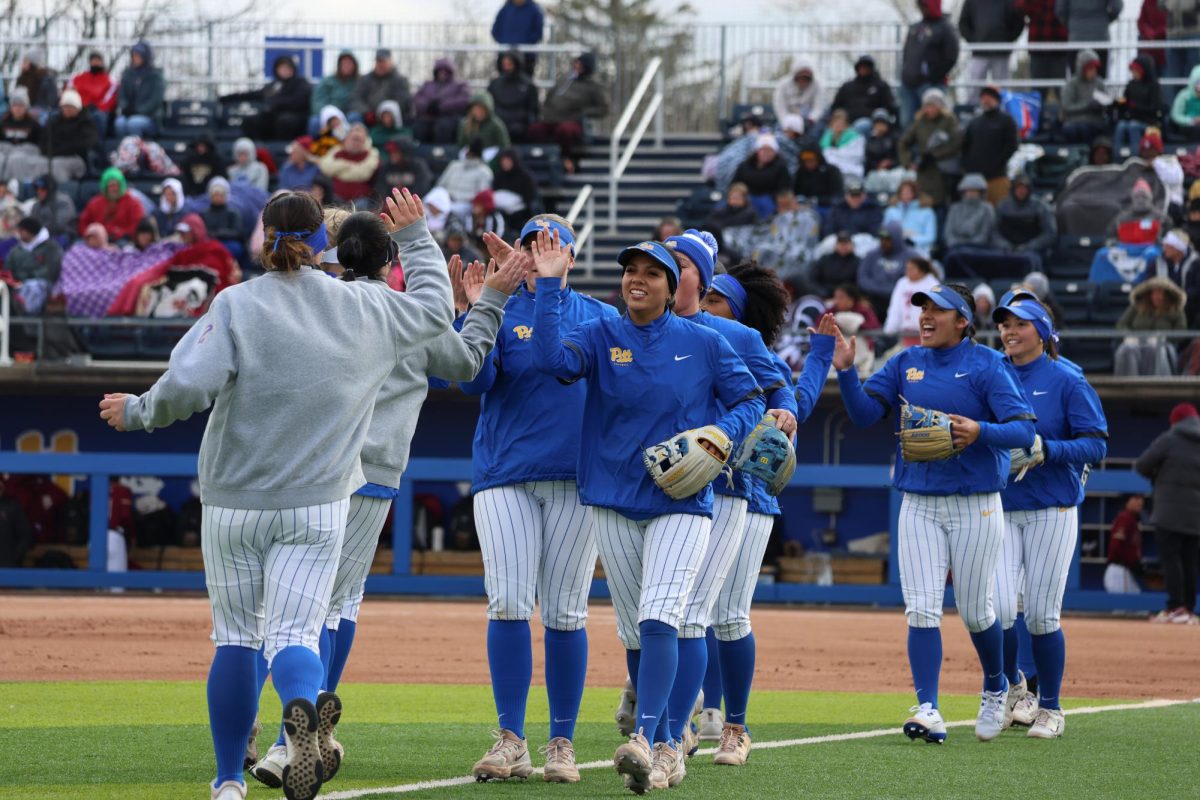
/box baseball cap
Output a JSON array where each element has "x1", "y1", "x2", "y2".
[
  {"x1": 617, "y1": 240, "x2": 680, "y2": 291},
  {"x1": 993, "y1": 296, "x2": 1056, "y2": 343},
  {"x1": 520, "y1": 217, "x2": 576, "y2": 254},
  {"x1": 845, "y1": 177, "x2": 865, "y2": 194},
  {"x1": 910, "y1": 284, "x2": 974, "y2": 325},
  {"x1": 375, "y1": 48, "x2": 392, "y2": 60},
  {"x1": 835, "y1": 230, "x2": 852, "y2": 242}
]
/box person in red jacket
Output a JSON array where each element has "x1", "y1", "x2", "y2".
[
  {"x1": 69, "y1": 51, "x2": 118, "y2": 137},
  {"x1": 1104, "y1": 494, "x2": 1144, "y2": 593},
  {"x1": 78, "y1": 167, "x2": 144, "y2": 241}
]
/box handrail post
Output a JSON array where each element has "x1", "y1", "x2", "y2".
[
  {"x1": 609, "y1": 137, "x2": 619, "y2": 231},
  {"x1": 0, "y1": 282, "x2": 11, "y2": 366},
  {"x1": 654, "y1": 67, "x2": 664, "y2": 150},
  {"x1": 586, "y1": 191, "x2": 596, "y2": 276},
  {"x1": 718, "y1": 24, "x2": 728, "y2": 127}
]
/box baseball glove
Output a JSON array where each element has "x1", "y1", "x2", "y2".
[
  {"x1": 733, "y1": 414, "x2": 797, "y2": 496},
  {"x1": 1009, "y1": 434, "x2": 1045, "y2": 482},
  {"x1": 643, "y1": 425, "x2": 733, "y2": 500},
  {"x1": 898, "y1": 396, "x2": 959, "y2": 462}
]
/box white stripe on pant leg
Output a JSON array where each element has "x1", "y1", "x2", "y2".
[
  {"x1": 535, "y1": 481, "x2": 596, "y2": 632},
  {"x1": 639, "y1": 514, "x2": 712, "y2": 630},
  {"x1": 1022, "y1": 506, "x2": 1078, "y2": 635},
  {"x1": 713, "y1": 511, "x2": 774, "y2": 641},
  {"x1": 679, "y1": 495, "x2": 748, "y2": 638},
  {"x1": 947, "y1": 492, "x2": 1005, "y2": 634},
  {"x1": 262, "y1": 498, "x2": 349, "y2": 664},
  {"x1": 899, "y1": 493, "x2": 950, "y2": 629},
  {"x1": 475, "y1": 485, "x2": 542, "y2": 622},
  {"x1": 593, "y1": 507, "x2": 648, "y2": 649},
  {"x1": 994, "y1": 511, "x2": 1023, "y2": 630},
  {"x1": 327, "y1": 494, "x2": 393, "y2": 627},
  {"x1": 203, "y1": 504, "x2": 274, "y2": 649}
]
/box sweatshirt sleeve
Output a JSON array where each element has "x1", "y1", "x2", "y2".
[
  {"x1": 711, "y1": 335, "x2": 767, "y2": 445},
  {"x1": 1171, "y1": 87, "x2": 1194, "y2": 126},
  {"x1": 532, "y1": 277, "x2": 590, "y2": 380},
  {"x1": 794, "y1": 333, "x2": 833, "y2": 422},
  {"x1": 975, "y1": 358, "x2": 1036, "y2": 449},
  {"x1": 426, "y1": 286, "x2": 508, "y2": 382},
  {"x1": 123, "y1": 293, "x2": 237, "y2": 432},
  {"x1": 1042, "y1": 374, "x2": 1109, "y2": 466},
  {"x1": 374, "y1": 218, "x2": 455, "y2": 348},
  {"x1": 836, "y1": 362, "x2": 891, "y2": 427}
]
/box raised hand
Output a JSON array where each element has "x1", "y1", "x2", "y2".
[
  {"x1": 813, "y1": 312, "x2": 839, "y2": 338},
  {"x1": 485, "y1": 251, "x2": 531, "y2": 295},
  {"x1": 99, "y1": 393, "x2": 129, "y2": 431},
  {"x1": 831, "y1": 323, "x2": 856, "y2": 372},
  {"x1": 447, "y1": 254, "x2": 469, "y2": 313},
  {"x1": 462, "y1": 260, "x2": 486, "y2": 306},
  {"x1": 767, "y1": 408, "x2": 798, "y2": 438},
  {"x1": 529, "y1": 229, "x2": 569, "y2": 279},
  {"x1": 481, "y1": 230, "x2": 516, "y2": 264},
  {"x1": 381, "y1": 187, "x2": 424, "y2": 233}
]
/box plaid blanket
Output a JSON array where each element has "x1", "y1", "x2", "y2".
[{"x1": 56, "y1": 241, "x2": 182, "y2": 317}]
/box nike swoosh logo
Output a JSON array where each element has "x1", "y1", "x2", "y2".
[
  {"x1": 954, "y1": 371, "x2": 969, "y2": 378},
  {"x1": 554, "y1": 717, "x2": 572, "y2": 723},
  {"x1": 640, "y1": 714, "x2": 655, "y2": 720},
  {"x1": 674, "y1": 355, "x2": 692, "y2": 361},
  {"x1": 1032, "y1": 390, "x2": 1048, "y2": 396}
]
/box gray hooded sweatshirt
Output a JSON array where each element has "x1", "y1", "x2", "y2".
[
  {"x1": 944, "y1": 196, "x2": 998, "y2": 248},
  {"x1": 123, "y1": 217, "x2": 454, "y2": 509},
  {"x1": 1061, "y1": 49, "x2": 1109, "y2": 127}
]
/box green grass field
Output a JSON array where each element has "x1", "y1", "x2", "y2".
[{"x1": 0, "y1": 683, "x2": 1196, "y2": 800}]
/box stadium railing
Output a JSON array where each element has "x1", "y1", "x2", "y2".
[
  {"x1": 608, "y1": 56, "x2": 666, "y2": 231},
  {"x1": 0, "y1": 450, "x2": 1163, "y2": 613},
  {"x1": 0, "y1": 282, "x2": 11, "y2": 366},
  {"x1": 564, "y1": 183, "x2": 597, "y2": 277}
]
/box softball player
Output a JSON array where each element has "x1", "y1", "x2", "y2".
[
  {"x1": 461, "y1": 217, "x2": 617, "y2": 785},
  {"x1": 993, "y1": 297, "x2": 1108, "y2": 739},
  {"x1": 830, "y1": 283, "x2": 1036, "y2": 744},
  {"x1": 98, "y1": 189, "x2": 454, "y2": 800},
  {"x1": 530, "y1": 231, "x2": 765, "y2": 793}
]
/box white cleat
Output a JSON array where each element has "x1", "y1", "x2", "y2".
[
  {"x1": 540, "y1": 737, "x2": 580, "y2": 783},
  {"x1": 1003, "y1": 672, "x2": 1028, "y2": 730},
  {"x1": 1027, "y1": 707, "x2": 1066, "y2": 739},
  {"x1": 280, "y1": 697, "x2": 325, "y2": 800},
  {"x1": 249, "y1": 743, "x2": 287, "y2": 788},
  {"x1": 211, "y1": 780, "x2": 246, "y2": 800},
  {"x1": 315, "y1": 692, "x2": 344, "y2": 782},
  {"x1": 1011, "y1": 691, "x2": 1039, "y2": 726},
  {"x1": 648, "y1": 742, "x2": 686, "y2": 789},
  {"x1": 473, "y1": 729, "x2": 534, "y2": 782},
  {"x1": 976, "y1": 683, "x2": 1010, "y2": 742},
  {"x1": 615, "y1": 678, "x2": 637, "y2": 737},
  {"x1": 613, "y1": 731, "x2": 653, "y2": 795},
  {"x1": 697, "y1": 707, "x2": 724, "y2": 741},
  {"x1": 903, "y1": 703, "x2": 947, "y2": 744},
  {"x1": 712, "y1": 723, "x2": 752, "y2": 766}
]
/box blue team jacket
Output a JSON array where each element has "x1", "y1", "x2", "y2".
[
  {"x1": 459, "y1": 284, "x2": 618, "y2": 492},
  {"x1": 838, "y1": 338, "x2": 1036, "y2": 496},
  {"x1": 1001, "y1": 354, "x2": 1108, "y2": 511},
  {"x1": 533, "y1": 278, "x2": 765, "y2": 520}
]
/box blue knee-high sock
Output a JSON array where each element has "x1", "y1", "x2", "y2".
[
  {"x1": 272, "y1": 645, "x2": 325, "y2": 708},
  {"x1": 626, "y1": 648, "x2": 642, "y2": 685},
  {"x1": 717, "y1": 632, "x2": 755, "y2": 727},
  {"x1": 545, "y1": 628, "x2": 588, "y2": 741},
  {"x1": 702, "y1": 628, "x2": 723, "y2": 712},
  {"x1": 325, "y1": 619, "x2": 357, "y2": 693},
  {"x1": 208, "y1": 645, "x2": 259, "y2": 787},
  {"x1": 1003, "y1": 624, "x2": 1021, "y2": 685},
  {"x1": 1029, "y1": 629, "x2": 1066, "y2": 710},
  {"x1": 487, "y1": 620, "x2": 532, "y2": 739},
  {"x1": 663, "y1": 636, "x2": 707, "y2": 743},
  {"x1": 318, "y1": 627, "x2": 333, "y2": 692},
  {"x1": 968, "y1": 620, "x2": 1007, "y2": 693},
  {"x1": 1015, "y1": 613, "x2": 1037, "y2": 679},
  {"x1": 636, "y1": 620, "x2": 678, "y2": 743},
  {"x1": 907, "y1": 626, "x2": 942, "y2": 708}
]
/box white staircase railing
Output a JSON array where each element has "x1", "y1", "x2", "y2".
[
  {"x1": 608, "y1": 57, "x2": 665, "y2": 231},
  {"x1": 0, "y1": 282, "x2": 12, "y2": 366},
  {"x1": 565, "y1": 183, "x2": 597, "y2": 277}
]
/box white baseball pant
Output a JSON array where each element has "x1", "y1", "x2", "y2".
[
  {"x1": 679, "y1": 495, "x2": 748, "y2": 638},
  {"x1": 712, "y1": 511, "x2": 775, "y2": 641},
  {"x1": 325, "y1": 493, "x2": 393, "y2": 628},
  {"x1": 994, "y1": 507, "x2": 1079, "y2": 635}
]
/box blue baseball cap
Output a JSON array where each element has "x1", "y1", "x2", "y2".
[
  {"x1": 994, "y1": 297, "x2": 1057, "y2": 344},
  {"x1": 617, "y1": 240, "x2": 680, "y2": 291},
  {"x1": 520, "y1": 216, "x2": 575, "y2": 253},
  {"x1": 910, "y1": 284, "x2": 974, "y2": 325},
  {"x1": 663, "y1": 229, "x2": 718, "y2": 290}
]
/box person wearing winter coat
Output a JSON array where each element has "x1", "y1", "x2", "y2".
[
  {"x1": 773, "y1": 62, "x2": 826, "y2": 130},
  {"x1": 809, "y1": 233, "x2": 862, "y2": 296},
  {"x1": 115, "y1": 41, "x2": 165, "y2": 138},
  {"x1": 279, "y1": 136, "x2": 319, "y2": 190},
  {"x1": 883, "y1": 255, "x2": 940, "y2": 344},
  {"x1": 350, "y1": 49, "x2": 414, "y2": 125},
  {"x1": 1106, "y1": 179, "x2": 1171, "y2": 244},
  {"x1": 491, "y1": 147, "x2": 540, "y2": 230},
  {"x1": 732, "y1": 133, "x2": 792, "y2": 218},
  {"x1": 28, "y1": 175, "x2": 76, "y2": 237},
  {"x1": 227, "y1": 138, "x2": 269, "y2": 192},
  {"x1": 457, "y1": 92, "x2": 511, "y2": 150},
  {"x1": 436, "y1": 139, "x2": 494, "y2": 213},
  {"x1": 201, "y1": 176, "x2": 244, "y2": 258},
  {"x1": 412, "y1": 58, "x2": 471, "y2": 145},
  {"x1": 318, "y1": 123, "x2": 381, "y2": 206},
  {"x1": 883, "y1": 179, "x2": 937, "y2": 250},
  {"x1": 1139, "y1": 0, "x2": 1168, "y2": 73},
  {"x1": 180, "y1": 135, "x2": 225, "y2": 197},
  {"x1": 858, "y1": 218, "x2": 921, "y2": 313},
  {"x1": 368, "y1": 100, "x2": 412, "y2": 148},
  {"x1": 944, "y1": 173, "x2": 999, "y2": 250},
  {"x1": 959, "y1": 0, "x2": 1025, "y2": 82},
  {"x1": 153, "y1": 177, "x2": 187, "y2": 235},
  {"x1": 528, "y1": 52, "x2": 608, "y2": 174},
  {"x1": 4, "y1": 217, "x2": 62, "y2": 314},
  {"x1": 1115, "y1": 55, "x2": 1165, "y2": 152},
  {"x1": 961, "y1": 85, "x2": 1020, "y2": 203},
  {"x1": 240, "y1": 55, "x2": 311, "y2": 141},
  {"x1": 793, "y1": 143, "x2": 844, "y2": 205},
  {"x1": 897, "y1": 88, "x2": 962, "y2": 207},
  {"x1": 1136, "y1": 129, "x2": 1184, "y2": 211},
  {"x1": 1056, "y1": 0, "x2": 1123, "y2": 73},
  {"x1": 830, "y1": 55, "x2": 898, "y2": 131},
  {"x1": 824, "y1": 177, "x2": 883, "y2": 237},
  {"x1": 1061, "y1": 49, "x2": 1111, "y2": 143},
  {"x1": 1169, "y1": 63, "x2": 1200, "y2": 140},
  {"x1": 78, "y1": 167, "x2": 144, "y2": 240},
  {"x1": 1163, "y1": 0, "x2": 1200, "y2": 82},
  {"x1": 1156, "y1": 229, "x2": 1200, "y2": 325},
  {"x1": 15, "y1": 49, "x2": 59, "y2": 121},
  {"x1": 1136, "y1": 402, "x2": 1200, "y2": 621},
  {"x1": 1017, "y1": 0, "x2": 1072, "y2": 91},
  {"x1": 491, "y1": 0, "x2": 544, "y2": 73},
  {"x1": 819, "y1": 110, "x2": 866, "y2": 178},
  {"x1": 864, "y1": 109, "x2": 900, "y2": 173},
  {"x1": 1115, "y1": 276, "x2": 1188, "y2": 376},
  {"x1": 899, "y1": 0, "x2": 960, "y2": 127},
  {"x1": 995, "y1": 174, "x2": 1057, "y2": 262},
  {"x1": 70, "y1": 51, "x2": 118, "y2": 135},
  {"x1": 487, "y1": 50, "x2": 539, "y2": 141},
  {"x1": 1, "y1": 88, "x2": 42, "y2": 147},
  {"x1": 702, "y1": 182, "x2": 760, "y2": 249},
  {"x1": 374, "y1": 140, "x2": 434, "y2": 199},
  {"x1": 310, "y1": 51, "x2": 361, "y2": 135},
  {"x1": 42, "y1": 89, "x2": 96, "y2": 183}
]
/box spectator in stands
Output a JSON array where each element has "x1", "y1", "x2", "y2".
[
  {"x1": 1139, "y1": 0, "x2": 1167, "y2": 73},
  {"x1": 1089, "y1": 134, "x2": 1114, "y2": 165},
  {"x1": 1, "y1": 88, "x2": 42, "y2": 148},
  {"x1": 883, "y1": 178, "x2": 937, "y2": 251},
  {"x1": 654, "y1": 217, "x2": 684, "y2": 240},
  {"x1": 351, "y1": 50, "x2": 414, "y2": 126},
  {"x1": 944, "y1": 173, "x2": 999, "y2": 250},
  {"x1": 884, "y1": 255, "x2": 939, "y2": 345},
  {"x1": 228, "y1": 138, "x2": 269, "y2": 191},
  {"x1": 312, "y1": 107, "x2": 349, "y2": 158},
  {"x1": 809, "y1": 232, "x2": 861, "y2": 297},
  {"x1": 412, "y1": 58, "x2": 471, "y2": 145},
  {"x1": 319, "y1": 123, "x2": 380, "y2": 207},
  {"x1": 1138, "y1": 129, "x2": 1185, "y2": 214},
  {"x1": 202, "y1": 176, "x2": 244, "y2": 257},
  {"x1": 773, "y1": 62, "x2": 827, "y2": 132},
  {"x1": 15, "y1": 49, "x2": 58, "y2": 121},
  {"x1": 864, "y1": 109, "x2": 900, "y2": 174},
  {"x1": 858, "y1": 218, "x2": 920, "y2": 312},
  {"x1": 307, "y1": 173, "x2": 334, "y2": 207},
  {"x1": 767, "y1": 192, "x2": 823, "y2": 283},
  {"x1": 824, "y1": 177, "x2": 883, "y2": 238},
  {"x1": 733, "y1": 133, "x2": 792, "y2": 218},
  {"x1": 310, "y1": 52, "x2": 361, "y2": 136},
  {"x1": 1115, "y1": 276, "x2": 1187, "y2": 375},
  {"x1": 28, "y1": 176, "x2": 75, "y2": 237},
  {"x1": 491, "y1": 0, "x2": 544, "y2": 74},
  {"x1": 375, "y1": 139, "x2": 434, "y2": 199},
  {"x1": 492, "y1": 147, "x2": 539, "y2": 231},
  {"x1": 995, "y1": 173, "x2": 1057, "y2": 267},
  {"x1": 115, "y1": 41, "x2": 165, "y2": 139},
  {"x1": 827, "y1": 282, "x2": 881, "y2": 328},
  {"x1": 1164, "y1": 1, "x2": 1200, "y2": 82},
  {"x1": 0, "y1": 179, "x2": 19, "y2": 241},
  {"x1": 369, "y1": 100, "x2": 411, "y2": 148},
  {"x1": 831, "y1": 55, "x2": 898, "y2": 134},
  {"x1": 470, "y1": 188, "x2": 505, "y2": 242},
  {"x1": 1018, "y1": 0, "x2": 1071, "y2": 94},
  {"x1": 820, "y1": 109, "x2": 866, "y2": 179},
  {"x1": 972, "y1": 283, "x2": 996, "y2": 328},
  {"x1": 793, "y1": 143, "x2": 844, "y2": 206},
  {"x1": 239, "y1": 55, "x2": 311, "y2": 142},
  {"x1": 78, "y1": 167, "x2": 143, "y2": 240},
  {"x1": 1114, "y1": 55, "x2": 1165, "y2": 153},
  {"x1": 702, "y1": 182, "x2": 760, "y2": 246},
  {"x1": 180, "y1": 135, "x2": 225, "y2": 197},
  {"x1": 778, "y1": 114, "x2": 807, "y2": 165},
  {"x1": 1185, "y1": 196, "x2": 1200, "y2": 244},
  {"x1": 959, "y1": 0, "x2": 1025, "y2": 82},
  {"x1": 1156, "y1": 230, "x2": 1200, "y2": 324},
  {"x1": 5, "y1": 217, "x2": 61, "y2": 314},
  {"x1": 1061, "y1": 49, "x2": 1111, "y2": 144},
  {"x1": 82, "y1": 222, "x2": 112, "y2": 250},
  {"x1": 441, "y1": 221, "x2": 482, "y2": 264},
  {"x1": 962, "y1": 85, "x2": 1019, "y2": 204},
  {"x1": 488, "y1": 51, "x2": 539, "y2": 143},
  {"x1": 437, "y1": 138, "x2": 493, "y2": 215},
  {"x1": 1011, "y1": 270, "x2": 1068, "y2": 325},
  {"x1": 129, "y1": 217, "x2": 159, "y2": 252},
  {"x1": 70, "y1": 51, "x2": 117, "y2": 137},
  {"x1": 153, "y1": 177, "x2": 187, "y2": 235},
  {"x1": 1103, "y1": 494, "x2": 1143, "y2": 594},
  {"x1": 898, "y1": 88, "x2": 961, "y2": 207},
  {"x1": 458, "y1": 92, "x2": 511, "y2": 150},
  {"x1": 1170, "y1": 64, "x2": 1200, "y2": 140},
  {"x1": 529, "y1": 52, "x2": 608, "y2": 175},
  {"x1": 1056, "y1": 0, "x2": 1123, "y2": 74},
  {"x1": 1107, "y1": 179, "x2": 1171, "y2": 244},
  {"x1": 279, "y1": 136, "x2": 319, "y2": 190},
  {"x1": 42, "y1": 89, "x2": 95, "y2": 183},
  {"x1": 899, "y1": 0, "x2": 960, "y2": 127}
]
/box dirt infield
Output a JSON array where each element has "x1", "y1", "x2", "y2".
[{"x1": 1, "y1": 595, "x2": 1196, "y2": 698}]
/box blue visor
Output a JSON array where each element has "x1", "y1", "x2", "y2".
[
  {"x1": 998, "y1": 286, "x2": 1039, "y2": 308},
  {"x1": 994, "y1": 298, "x2": 1057, "y2": 344},
  {"x1": 617, "y1": 240, "x2": 680, "y2": 288},
  {"x1": 910, "y1": 284, "x2": 974, "y2": 325},
  {"x1": 520, "y1": 217, "x2": 575, "y2": 253}
]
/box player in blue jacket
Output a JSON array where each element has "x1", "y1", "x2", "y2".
[
  {"x1": 458, "y1": 216, "x2": 617, "y2": 785},
  {"x1": 831, "y1": 283, "x2": 1036, "y2": 745},
  {"x1": 993, "y1": 297, "x2": 1108, "y2": 740},
  {"x1": 530, "y1": 230, "x2": 765, "y2": 793}
]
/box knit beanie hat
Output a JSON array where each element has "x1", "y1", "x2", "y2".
[
  {"x1": 1169, "y1": 403, "x2": 1198, "y2": 426},
  {"x1": 664, "y1": 229, "x2": 719, "y2": 291}
]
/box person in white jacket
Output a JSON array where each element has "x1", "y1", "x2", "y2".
[
  {"x1": 773, "y1": 61, "x2": 826, "y2": 130},
  {"x1": 883, "y1": 255, "x2": 939, "y2": 347}
]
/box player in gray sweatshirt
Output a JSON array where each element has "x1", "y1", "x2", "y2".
[{"x1": 99, "y1": 188, "x2": 454, "y2": 800}]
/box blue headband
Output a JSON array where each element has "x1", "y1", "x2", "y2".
[
  {"x1": 710, "y1": 273, "x2": 748, "y2": 320},
  {"x1": 994, "y1": 298, "x2": 1058, "y2": 345},
  {"x1": 520, "y1": 217, "x2": 575, "y2": 254},
  {"x1": 272, "y1": 222, "x2": 328, "y2": 254},
  {"x1": 911, "y1": 284, "x2": 974, "y2": 325}
]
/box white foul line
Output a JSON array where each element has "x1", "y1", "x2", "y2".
[{"x1": 316, "y1": 698, "x2": 1200, "y2": 799}]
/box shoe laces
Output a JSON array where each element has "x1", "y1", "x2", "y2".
[
  {"x1": 1033, "y1": 708, "x2": 1058, "y2": 728},
  {"x1": 908, "y1": 702, "x2": 935, "y2": 716},
  {"x1": 981, "y1": 690, "x2": 1006, "y2": 721},
  {"x1": 538, "y1": 738, "x2": 574, "y2": 763},
  {"x1": 651, "y1": 742, "x2": 676, "y2": 770},
  {"x1": 717, "y1": 725, "x2": 744, "y2": 752},
  {"x1": 486, "y1": 730, "x2": 523, "y2": 758}
]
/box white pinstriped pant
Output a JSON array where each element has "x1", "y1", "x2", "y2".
[
  {"x1": 994, "y1": 507, "x2": 1078, "y2": 636},
  {"x1": 712, "y1": 511, "x2": 775, "y2": 641},
  {"x1": 325, "y1": 494, "x2": 393, "y2": 628},
  {"x1": 475, "y1": 481, "x2": 596, "y2": 631},
  {"x1": 679, "y1": 495, "x2": 748, "y2": 638},
  {"x1": 202, "y1": 499, "x2": 349, "y2": 664},
  {"x1": 898, "y1": 492, "x2": 1004, "y2": 633},
  {"x1": 593, "y1": 507, "x2": 712, "y2": 649}
]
